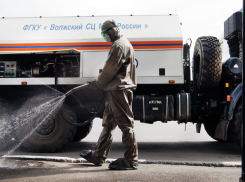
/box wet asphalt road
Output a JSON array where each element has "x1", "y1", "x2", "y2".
[
  {"x1": 0, "y1": 119, "x2": 242, "y2": 181},
  {"x1": 0, "y1": 159, "x2": 241, "y2": 182},
  {"x1": 1, "y1": 119, "x2": 241, "y2": 163}
]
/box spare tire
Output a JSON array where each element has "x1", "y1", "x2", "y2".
[{"x1": 192, "y1": 36, "x2": 222, "y2": 93}]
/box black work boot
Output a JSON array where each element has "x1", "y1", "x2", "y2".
[
  {"x1": 79, "y1": 150, "x2": 103, "y2": 166},
  {"x1": 108, "y1": 158, "x2": 138, "y2": 170}
]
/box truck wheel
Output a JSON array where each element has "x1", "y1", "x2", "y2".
[
  {"x1": 192, "y1": 36, "x2": 222, "y2": 93},
  {"x1": 204, "y1": 123, "x2": 230, "y2": 142},
  {"x1": 228, "y1": 99, "x2": 242, "y2": 147},
  {"x1": 72, "y1": 121, "x2": 93, "y2": 142},
  {"x1": 16, "y1": 93, "x2": 77, "y2": 152}
]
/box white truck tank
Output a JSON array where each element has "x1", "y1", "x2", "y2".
[{"x1": 0, "y1": 15, "x2": 183, "y2": 85}]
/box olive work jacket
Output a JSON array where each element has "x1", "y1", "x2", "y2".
[{"x1": 96, "y1": 37, "x2": 137, "y2": 91}]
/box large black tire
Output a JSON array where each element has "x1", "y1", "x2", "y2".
[
  {"x1": 204, "y1": 123, "x2": 221, "y2": 141},
  {"x1": 72, "y1": 121, "x2": 93, "y2": 142},
  {"x1": 228, "y1": 99, "x2": 242, "y2": 147},
  {"x1": 192, "y1": 36, "x2": 222, "y2": 93},
  {"x1": 204, "y1": 123, "x2": 232, "y2": 143},
  {"x1": 16, "y1": 93, "x2": 77, "y2": 152}
]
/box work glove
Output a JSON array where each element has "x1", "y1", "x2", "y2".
[{"x1": 87, "y1": 80, "x2": 105, "y2": 100}]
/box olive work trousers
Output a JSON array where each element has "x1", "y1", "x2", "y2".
[{"x1": 94, "y1": 89, "x2": 138, "y2": 164}]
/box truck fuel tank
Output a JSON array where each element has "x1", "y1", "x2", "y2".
[
  {"x1": 132, "y1": 95, "x2": 174, "y2": 123},
  {"x1": 174, "y1": 93, "x2": 191, "y2": 123}
]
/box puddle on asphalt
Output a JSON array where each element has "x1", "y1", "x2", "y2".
[{"x1": 0, "y1": 158, "x2": 44, "y2": 169}]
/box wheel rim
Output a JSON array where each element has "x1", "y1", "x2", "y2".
[{"x1": 31, "y1": 115, "x2": 60, "y2": 140}]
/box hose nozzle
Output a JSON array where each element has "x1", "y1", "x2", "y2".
[{"x1": 65, "y1": 83, "x2": 89, "y2": 97}]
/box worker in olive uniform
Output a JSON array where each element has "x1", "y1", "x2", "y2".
[{"x1": 80, "y1": 19, "x2": 138, "y2": 170}]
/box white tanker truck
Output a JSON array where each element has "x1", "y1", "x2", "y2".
[{"x1": 0, "y1": 12, "x2": 242, "y2": 152}]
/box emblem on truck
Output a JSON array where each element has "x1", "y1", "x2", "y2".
[{"x1": 135, "y1": 58, "x2": 138, "y2": 68}]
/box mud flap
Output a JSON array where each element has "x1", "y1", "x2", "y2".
[{"x1": 214, "y1": 120, "x2": 230, "y2": 141}]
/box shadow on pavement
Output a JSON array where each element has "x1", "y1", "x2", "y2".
[{"x1": 1, "y1": 141, "x2": 240, "y2": 163}]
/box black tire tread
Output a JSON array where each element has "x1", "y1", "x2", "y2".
[
  {"x1": 23, "y1": 104, "x2": 77, "y2": 153},
  {"x1": 16, "y1": 94, "x2": 77, "y2": 153},
  {"x1": 72, "y1": 121, "x2": 93, "y2": 142},
  {"x1": 193, "y1": 36, "x2": 222, "y2": 93},
  {"x1": 204, "y1": 123, "x2": 231, "y2": 143}
]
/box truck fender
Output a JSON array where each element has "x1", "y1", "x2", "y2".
[
  {"x1": 214, "y1": 83, "x2": 242, "y2": 141},
  {"x1": 228, "y1": 83, "x2": 242, "y2": 121}
]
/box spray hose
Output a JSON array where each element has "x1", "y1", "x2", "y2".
[
  {"x1": 64, "y1": 83, "x2": 89, "y2": 97},
  {"x1": 60, "y1": 83, "x2": 105, "y2": 127}
]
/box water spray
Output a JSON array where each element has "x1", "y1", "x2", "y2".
[{"x1": 60, "y1": 83, "x2": 104, "y2": 127}]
